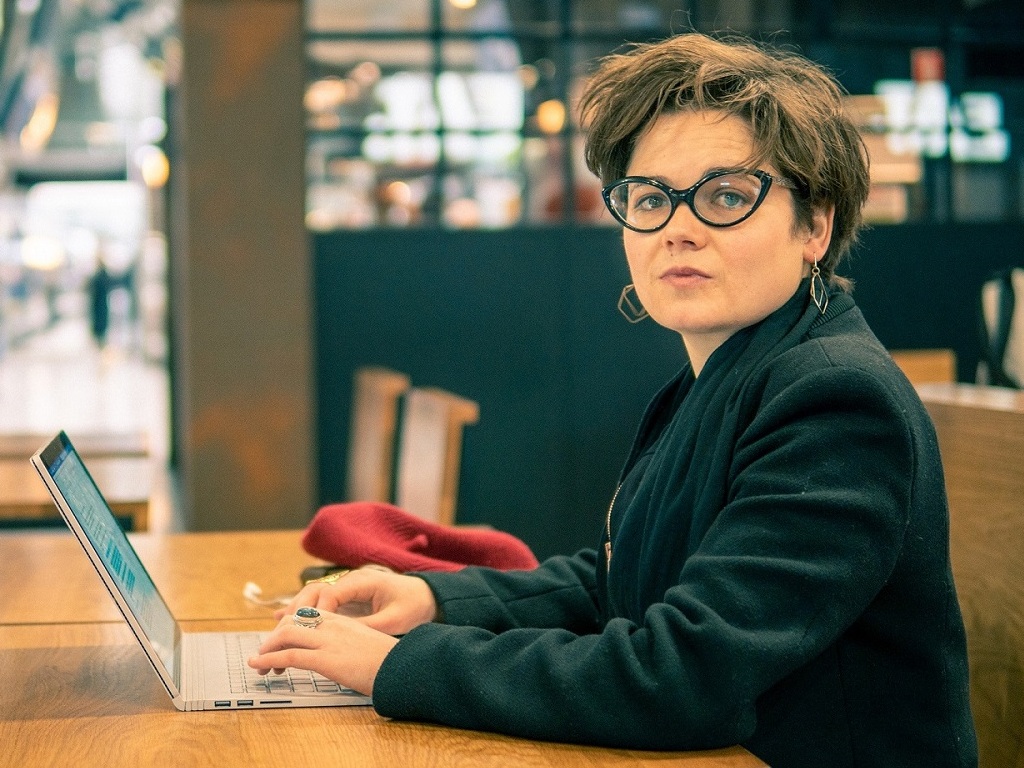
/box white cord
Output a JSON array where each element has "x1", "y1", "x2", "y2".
[{"x1": 242, "y1": 581, "x2": 295, "y2": 608}]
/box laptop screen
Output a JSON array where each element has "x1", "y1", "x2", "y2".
[{"x1": 40, "y1": 434, "x2": 179, "y2": 676}]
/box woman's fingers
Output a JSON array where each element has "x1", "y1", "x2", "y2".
[
  {"x1": 247, "y1": 611, "x2": 397, "y2": 696},
  {"x1": 268, "y1": 569, "x2": 438, "y2": 635},
  {"x1": 273, "y1": 582, "x2": 345, "y2": 619},
  {"x1": 251, "y1": 613, "x2": 330, "y2": 672}
]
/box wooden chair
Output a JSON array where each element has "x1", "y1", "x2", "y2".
[
  {"x1": 394, "y1": 386, "x2": 480, "y2": 526},
  {"x1": 889, "y1": 348, "x2": 957, "y2": 385},
  {"x1": 345, "y1": 367, "x2": 411, "y2": 504}
]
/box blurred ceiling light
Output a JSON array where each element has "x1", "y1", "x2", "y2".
[
  {"x1": 306, "y1": 207, "x2": 335, "y2": 231},
  {"x1": 449, "y1": 0, "x2": 477, "y2": 9},
  {"x1": 136, "y1": 144, "x2": 170, "y2": 188},
  {"x1": 85, "y1": 121, "x2": 121, "y2": 146},
  {"x1": 64, "y1": 227, "x2": 100, "y2": 263},
  {"x1": 518, "y1": 64, "x2": 539, "y2": 90},
  {"x1": 536, "y1": 99, "x2": 566, "y2": 134},
  {"x1": 445, "y1": 197, "x2": 480, "y2": 228},
  {"x1": 350, "y1": 61, "x2": 382, "y2": 88},
  {"x1": 305, "y1": 77, "x2": 354, "y2": 113},
  {"x1": 362, "y1": 134, "x2": 392, "y2": 163},
  {"x1": 19, "y1": 92, "x2": 59, "y2": 153},
  {"x1": 21, "y1": 234, "x2": 64, "y2": 271},
  {"x1": 308, "y1": 112, "x2": 342, "y2": 131},
  {"x1": 385, "y1": 180, "x2": 412, "y2": 206},
  {"x1": 138, "y1": 115, "x2": 168, "y2": 144}
]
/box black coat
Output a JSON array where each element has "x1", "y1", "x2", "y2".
[{"x1": 373, "y1": 285, "x2": 978, "y2": 768}]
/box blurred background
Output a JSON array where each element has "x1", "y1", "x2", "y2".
[{"x1": 0, "y1": 0, "x2": 1021, "y2": 555}]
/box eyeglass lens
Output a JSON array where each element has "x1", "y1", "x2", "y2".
[{"x1": 607, "y1": 172, "x2": 767, "y2": 230}]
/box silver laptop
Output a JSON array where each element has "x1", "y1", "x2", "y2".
[{"x1": 31, "y1": 430, "x2": 371, "y2": 711}]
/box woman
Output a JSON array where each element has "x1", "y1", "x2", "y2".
[{"x1": 250, "y1": 33, "x2": 977, "y2": 767}]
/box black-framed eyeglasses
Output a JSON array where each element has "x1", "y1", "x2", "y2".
[{"x1": 602, "y1": 169, "x2": 798, "y2": 233}]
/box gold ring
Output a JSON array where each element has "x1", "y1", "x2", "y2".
[{"x1": 306, "y1": 569, "x2": 350, "y2": 585}]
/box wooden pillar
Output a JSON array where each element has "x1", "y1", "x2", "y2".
[{"x1": 169, "y1": 0, "x2": 314, "y2": 530}]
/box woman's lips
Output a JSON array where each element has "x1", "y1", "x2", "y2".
[{"x1": 661, "y1": 266, "x2": 710, "y2": 285}]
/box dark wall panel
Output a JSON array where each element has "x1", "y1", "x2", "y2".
[
  {"x1": 314, "y1": 222, "x2": 1023, "y2": 559},
  {"x1": 314, "y1": 228, "x2": 681, "y2": 559},
  {"x1": 847, "y1": 222, "x2": 1024, "y2": 381}
]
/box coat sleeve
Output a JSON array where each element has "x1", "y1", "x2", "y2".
[
  {"x1": 415, "y1": 549, "x2": 603, "y2": 635},
  {"x1": 371, "y1": 363, "x2": 919, "y2": 750}
]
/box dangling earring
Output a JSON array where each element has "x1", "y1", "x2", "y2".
[
  {"x1": 618, "y1": 284, "x2": 649, "y2": 323},
  {"x1": 809, "y1": 256, "x2": 829, "y2": 315}
]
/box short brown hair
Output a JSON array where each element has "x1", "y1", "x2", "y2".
[{"x1": 578, "y1": 32, "x2": 870, "y2": 290}]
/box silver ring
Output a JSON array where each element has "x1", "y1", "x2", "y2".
[{"x1": 293, "y1": 606, "x2": 323, "y2": 629}]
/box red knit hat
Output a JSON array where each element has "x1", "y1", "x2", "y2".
[{"x1": 301, "y1": 502, "x2": 539, "y2": 573}]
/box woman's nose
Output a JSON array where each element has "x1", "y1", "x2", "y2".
[{"x1": 660, "y1": 200, "x2": 705, "y2": 246}]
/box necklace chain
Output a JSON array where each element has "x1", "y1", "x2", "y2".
[{"x1": 604, "y1": 483, "x2": 622, "y2": 574}]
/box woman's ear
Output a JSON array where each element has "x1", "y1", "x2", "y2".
[{"x1": 803, "y1": 206, "x2": 835, "y2": 265}]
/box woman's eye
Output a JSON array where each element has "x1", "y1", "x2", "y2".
[
  {"x1": 712, "y1": 190, "x2": 748, "y2": 209},
  {"x1": 702, "y1": 175, "x2": 760, "y2": 211},
  {"x1": 633, "y1": 193, "x2": 668, "y2": 212}
]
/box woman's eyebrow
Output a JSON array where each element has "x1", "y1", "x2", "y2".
[{"x1": 629, "y1": 165, "x2": 749, "y2": 187}]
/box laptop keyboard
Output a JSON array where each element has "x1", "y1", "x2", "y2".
[{"x1": 226, "y1": 632, "x2": 349, "y2": 695}]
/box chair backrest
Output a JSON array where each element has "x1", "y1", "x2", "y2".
[
  {"x1": 978, "y1": 267, "x2": 1023, "y2": 389},
  {"x1": 890, "y1": 348, "x2": 957, "y2": 385},
  {"x1": 394, "y1": 386, "x2": 480, "y2": 526},
  {"x1": 346, "y1": 367, "x2": 411, "y2": 503}
]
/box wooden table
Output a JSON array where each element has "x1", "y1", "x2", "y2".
[
  {"x1": 0, "y1": 455, "x2": 152, "y2": 531},
  {"x1": 916, "y1": 382, "x2": 1024, "y2": 599},
  {"x1": 0, "y1": 530, "x2": 320, "y2": 625},
  {"x1": 0, "y1": 622, "x2": 762, "y2": 767},
  {"x1": 0, "y1": 530, "x2": 766, "y2": 767},
  {"x1": 916, "y1": 383, "x2": 1024, "y2": 521},
  {"x1": 916, "y1": 383, "x2": 1024, "y2": 768},
  {"x1": 0, "y1": 430, "x2": 149, "y2": 459}
]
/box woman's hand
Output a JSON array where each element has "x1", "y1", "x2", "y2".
[
  {"x1": 248, "y1": 611, "x2": 399, "y2": 696},
  {"x1": 276, "y1": 568, "x2": 440, "y2": 636}
]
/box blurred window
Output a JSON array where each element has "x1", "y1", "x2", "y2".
[{"x1": 305, "y1": 0, "x2": 1024, "y2": 229}]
